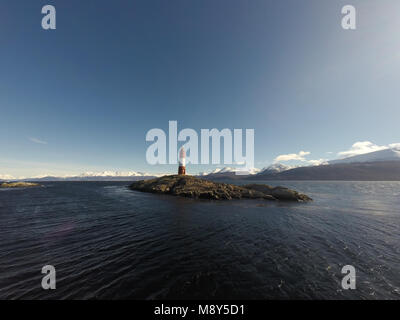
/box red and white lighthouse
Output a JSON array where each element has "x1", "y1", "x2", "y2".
[{"x1": 178, "y1": 147, "x2": 186, "y2": 175}]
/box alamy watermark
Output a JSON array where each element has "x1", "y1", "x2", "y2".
[
  {"x1": 145, "y1": 121, "x2": 254, "y2": 175},
  {"x1": 40, "y1": 4, "x2": 356, "y2": 31},
  {"x1": 41, "y1": 265, "x2": 56, "y2": 290},
  {"x1": 341, "y1": 265, "x2": 356, "y2": 290},
  {"x1": 341, "y1": 5, "x2": 356, "y2": 30},
  {"x1": 41, "y1": 5, "x2": 56, "y2": 30}
]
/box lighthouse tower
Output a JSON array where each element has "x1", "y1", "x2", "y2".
[{"x1": 178, "y1": 147, "x2": 186, "y2": 175}]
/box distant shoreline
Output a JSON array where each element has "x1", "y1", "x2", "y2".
[
  {"x1": 0, "y1": 182, "x2": 41, "y2": 188},
  {"x1": 2, "y1": 160, "x2": 400, "y2": 182}
]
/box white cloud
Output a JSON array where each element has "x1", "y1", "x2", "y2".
[
  {"x1": 274, "y1": 151, "x2": 310, "y2": 162},
  {"x1": 272, "y1": 141, "x2": 400, "y2": 167},
  {"x1": 28, "y1": 137, "x2": 47, "y2": 145},
  {"x1": 273, "y1": 150, "x2": 327, "y2": 167},
  {"x1": 337, "y1": 141, "x2": 398, "y2": 158}
]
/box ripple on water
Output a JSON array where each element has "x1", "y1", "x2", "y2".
[{"x1": 0, "y1": 181, "x2": 399, "y2": 299}]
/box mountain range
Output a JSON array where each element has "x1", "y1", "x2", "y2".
[
  {"x1": 2, "y1": 147, "x2": 400, "y2": 182},
  {"x1": 329, "y1": 147, "x2": 400, "y2": 164},
  {"x1": 250, "y1": 147, "x2": 400, "y2": 181},
  {"x1": 0, "y1": 171, "x2": 158, "y2": 182},
  {"x1": 248, "y1": 161, "x2": 400, "y2": 181},
  {"x1": 204, "y1": 147, "x2": 400, "y2": 181}
]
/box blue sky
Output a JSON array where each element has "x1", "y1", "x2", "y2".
[{"x1": 1, "y1": 0, "x2": 400, "y2": 177}]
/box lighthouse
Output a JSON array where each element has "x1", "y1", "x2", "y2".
[{"x1": 178, "y1": 147, "x2": 186, "y2": 175}]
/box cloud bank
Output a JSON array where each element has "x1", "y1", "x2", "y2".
[
  {"x1": 274, "y1": 151, "x2": 310, "y2": 162},
  {"x1": 338, "y1": 141, "x2": 400, "y2": 158},
  {"x1": 273, "y1": 151, "x2": 327, "y2": 166}
]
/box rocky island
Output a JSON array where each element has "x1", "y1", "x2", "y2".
[
  {"x1": 0, "y1": 182, "x2": 41, "y2": 188},
  {"x1": 130, "y1": 175, "x2": 312, "y2": 202}
]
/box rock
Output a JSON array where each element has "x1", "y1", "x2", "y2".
[
  {"x1": 242, "y1": 184, "x2": 312, "y2": 202},
  {"x1": 0, "y1": 182, "x2": 41, "y2": 188},
  {"x1": 130, "y1": 175, "x2": 312, "y2": 202}
]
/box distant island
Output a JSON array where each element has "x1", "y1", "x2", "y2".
[
  {"x1": 130, "y1": 175, "x2": 312, "y2": 202},
  {"x1": 0, "y1": 182, "x2": 41, "y2": 188}
]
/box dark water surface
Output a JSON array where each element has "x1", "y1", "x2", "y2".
[{"x1": 0, "y1": 181, "x2": 399, "y2": 299}]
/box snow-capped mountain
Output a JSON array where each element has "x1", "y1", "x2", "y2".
[
  {"x1": 199, "y1": 166, "x2": 260, "y2": 178},
  {"x1": 2, "y1": 171, "x2": 159, "y2": 182},
  {"x1": 78, "y1": 171, "x2": 149, "y2": 177},
  {"x1": 68, "y1": 171, "x2": 159, "y2": 181},
  {"x1": 249, "y1": 147, "x2": 400, "y2": 181},
  {"x1": 258, "y1": 163, "x2": 292, "y2": 174},
  {"x1": 329, "y1": 147, "x2": 400, "y2": 165},
  {"x1": 0, "y1": 174, "x2": 15, "y2": 181}
]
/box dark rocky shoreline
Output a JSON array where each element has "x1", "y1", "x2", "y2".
[{"x1": 130, "y1": 175, "x2": 312, "y2": 202}]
